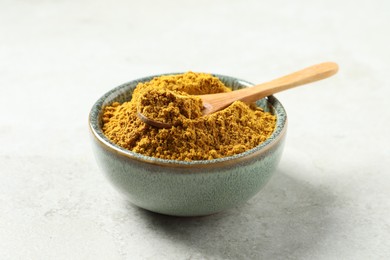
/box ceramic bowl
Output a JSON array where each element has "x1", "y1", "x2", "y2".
[{"x1": 89, "y1": 73, "x2": 287, "y2": 217}]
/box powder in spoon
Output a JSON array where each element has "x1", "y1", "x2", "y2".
[
  {"x1": 102, "y1": 72, "x2": 276, "y2": 161},
  {"x1": 138, "y1": 89, "x2": 203, "y2": 126}
]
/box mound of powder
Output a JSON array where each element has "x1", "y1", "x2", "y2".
[{"x1": 102, "y1": 72, "x2": 276, "y2": 161}]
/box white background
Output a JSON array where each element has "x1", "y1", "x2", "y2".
[{"x1": 1, "y1": 0, "x2": 389, "y2": 259}]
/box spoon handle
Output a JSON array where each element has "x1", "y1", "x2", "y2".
[
  {"x1": 242, "y1": 61, "x2": 338, "y2": 103},
  {"x1": 201, "y1": 62, "x2": 339, "y2": 113}
]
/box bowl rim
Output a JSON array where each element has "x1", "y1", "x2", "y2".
[{"x1": 89, "y1": 73, "x2": 287, "y2": 168}]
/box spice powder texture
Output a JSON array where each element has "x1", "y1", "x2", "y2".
[{"x1": 102, "y1": 72, "x2": 276, "y2": 161}]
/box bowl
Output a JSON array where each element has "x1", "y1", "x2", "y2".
[{"x1": 89, "y1": 73, "x2": 287, "y2": 217}]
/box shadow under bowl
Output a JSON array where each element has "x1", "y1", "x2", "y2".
[{"x1": 89, "y1": 73, "x2": 288, "y2": 217}]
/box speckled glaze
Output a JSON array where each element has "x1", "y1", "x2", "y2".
[{"x1": 89, "y1": 73, "x2": 287, "y2": 216}]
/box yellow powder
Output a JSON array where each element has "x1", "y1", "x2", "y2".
[
  {"x1": 138, "y1": 89, "x2": 203, "y2": 126},
  {"x1": 102, "y1": 72, "x2": 276, "y2": 161}
]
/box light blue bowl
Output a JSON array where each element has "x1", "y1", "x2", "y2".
[{"x1": 89, "y1": 73, "x2": 287, "y2": 216}]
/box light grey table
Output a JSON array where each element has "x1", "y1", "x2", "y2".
[{"x1": 1, "y1": 0, "x2": 389, "y2": 259}]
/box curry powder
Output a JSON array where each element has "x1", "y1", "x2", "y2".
[
  {"x1": 138, "y1": 88, "x2": 203, "y2": 126},
  {"x1": 102, "y1": 72, "x2": 276, "y2": 161}
]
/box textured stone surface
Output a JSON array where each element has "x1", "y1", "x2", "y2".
[{"x1": 1, "y1": 0, "x2": 389, "y2": 259}]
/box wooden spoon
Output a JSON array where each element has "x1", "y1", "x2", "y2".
[{"x1": 138, "y1": 62, "x2": 339, "y2": 128}]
